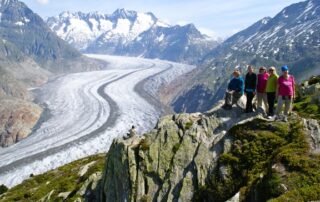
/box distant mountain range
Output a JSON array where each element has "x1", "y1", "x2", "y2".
[
  {"x1": 0, "y1": 0, "x2": 106, "y2": 147},
  {"x1": 47, "y1": 9, "x2": 219, "y2": 64},
  {"x1": 171, "y1": 0, "x2": 320, "y2": 112}
]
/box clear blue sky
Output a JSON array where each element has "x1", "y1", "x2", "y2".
[{"x1": 22, "y1": 0, "x2": 304, "y2": 38}]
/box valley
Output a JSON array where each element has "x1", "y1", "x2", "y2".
[{"x1": 0, "y1": 55, "x2": 195, "y2": 187}]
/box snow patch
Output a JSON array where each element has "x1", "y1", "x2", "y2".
[
  {"x1": 15, "y1": 21, "x2": 24, "y2": 26},
  {"x1": 24, "y1": 17, "x2": 30, "y2": 23},
  {"x1": 157, "y1": 34, "x2": 165, "y2": 42},
  {"x1": 113, "y1": 18, "x2": 131, "y2": 35},
  {"x1": 282, "y1": 9, "x2": 289, "y2": 18},
  {"x1": 262, "y1": 18, "x2": 269, "y2": 24}
]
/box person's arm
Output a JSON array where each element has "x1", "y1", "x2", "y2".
[
  {"x1": 244, "y1": 74, "x2": 247, "y2": 94},
  {"x1": 292, "y1": 76, "x2": 296, "y2": 99},
  {"x1": 263, "y1": 73, "x2": 268, "y2": 92},
  {"x1": 276, "y1": 77, "x2": 280, "y2": 98},
  {"x1": 238, "y1": 78, "x2": 244, "y2": 93},
  {"x1": 253, "y1": 74, "x2": 257, "y2": 94}
]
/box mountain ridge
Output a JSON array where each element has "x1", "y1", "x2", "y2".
[{"x1": 47, "y1": 8, "x2": 219, "y2": 64}]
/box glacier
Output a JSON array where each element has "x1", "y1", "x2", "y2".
[{"x1": 0, "y1": 55, "x2": 195, "y2": 187}]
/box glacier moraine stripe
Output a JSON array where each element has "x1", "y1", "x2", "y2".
[
  {"x1": 0, "y1": 65, "x2": 155, "y2": 174},
  {"x1": 134, "y1": 64, "x2": 174, "y2": 116}
]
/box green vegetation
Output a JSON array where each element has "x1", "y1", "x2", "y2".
[
  {"x1": 293, "y1": 76, "x2": 320, "y2": 120},
  {"x1": 0, "y1": 185, "x2": 8, "y2": 196},
  {"x1": 0, "y1": 154, "x2": 106, "y2": 202},
  {"x1": 185, "y1": 121, "x2": 194, "y2": 130},
  {"x1": 308, "y1": 75, "x2": 320, "y2": 86},
  {"x1": 195, "y1": 118, "x2": 320, "y2": 202}
]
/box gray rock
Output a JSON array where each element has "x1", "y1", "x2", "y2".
[
  {"x1": 226, "y1": 192, "x2": 240, "y2": 202},
  {"x1": 305, "y1": 83, "x2": 320, "y2": 95},
  {"x1": 303, "y1": 118, "x2": 320, "y2": 154}
]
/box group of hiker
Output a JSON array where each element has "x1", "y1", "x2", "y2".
[
  {"x1": 222, "y1": 65, "x2": 295, "y2": 120},
  {"x1": 126, "y1": 65, "x2": 296, "y2": 138}
]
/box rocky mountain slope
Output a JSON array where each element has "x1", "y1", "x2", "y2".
[
  {"x1": 47, "y1": 9, "x2": 218, "y2": 64},
  {"x1": 2, "y1": 75, "x2": 319, "y2": 201},
  {"x1": 171, "y1": 0, "x2": 320, "y2": 113},
  {"x1": 0, "y1": 0, "x2": 108, "y2": 147}
]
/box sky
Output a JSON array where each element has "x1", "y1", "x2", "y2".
[{"x1": 22, "y1": 0, "x2": 304, "y2": 39}]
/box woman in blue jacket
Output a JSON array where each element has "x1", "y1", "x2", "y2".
[{"x1": 222, "y1": 69, "x2": 244, "y2": 110}]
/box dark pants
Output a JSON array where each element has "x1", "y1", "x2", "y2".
[
  {"x1": 245, "y1": 92, "x2": 255, "y2": 112},
  {"x1": 267, "y1": 92, "x2": 276, "y2": 116},
  {"x1": 225, "y1": 91, "x2": 242, "y2": 106}
]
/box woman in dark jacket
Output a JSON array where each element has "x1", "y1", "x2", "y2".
[{"x1": 244, "y1": 65, "x2": 257, "y2": 113}]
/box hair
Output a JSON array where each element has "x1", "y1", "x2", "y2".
[
  {"x1": 259, "y1": 66, "x2": 266, "y2": 71},
  {"x1": 132, "y1": 125, "x2": 135, "y2": 129},
  {"x1": 247, "y1": 65, "x2": 254, "y2": 71},
  {"x1": 233, "y1": 70, "x2": 241, "y2": 77},
  {"x1": 269, "y1": 66, "x2": 278, "y2": 76}
]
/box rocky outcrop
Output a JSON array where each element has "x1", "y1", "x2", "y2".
[
  {"x1": 101, "y1": 100, "x2": 262, "y2": 201},
  {"x1": 101, "y1": 95, "x2": 320, "y2": 201},
  {"x1": 0, "y1": 97, "x2": 42, "y2": 147},
  {"x1": 303, "y1": 118, "x2": 320, "y2": 154}
]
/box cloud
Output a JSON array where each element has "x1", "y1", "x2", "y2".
[{"x1": 37, "y1": 0, "x2": 49, "y2": 5}]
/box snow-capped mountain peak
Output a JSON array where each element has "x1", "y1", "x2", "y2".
[
  {"x1": 110, "y1": 8, "x2": 137, "y2": 19},
  {"x1": 47, "y1": 9, "x2": 219, "y2": 64},
  {"x1": 0, "y1": 0, "x2": 17, "y2": 7},
  {"x1": 47, "y1": 9, "x2": 162, "y2": 50}
]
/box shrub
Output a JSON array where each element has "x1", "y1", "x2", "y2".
[
  {"x1": 308, "y1": 75, "x2": 320, "y2": 85},
  {"x1": 0, "y1": 184, "x2": 8, "y2": 195}
]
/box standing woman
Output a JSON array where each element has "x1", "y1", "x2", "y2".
[
  {"x1": 244, "y1": 65, "x2": 257, "y2": 113},
  {"x1": 276, "y1": 65, "x2": 295, "y2": 121},
  {"x1": 266, "y1": 66, "x2": 278, "y2": 118},
  {"x1": 257, "y1": 66, "x2": 269, "y2": 111}
]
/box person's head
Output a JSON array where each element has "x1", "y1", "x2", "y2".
[
  {"x1": 268, "y1": 66, "x2": 276, "y2": 75},
  {"x1": 233, "y1": 69, "x2": 240, "y2": 78},
  {"x1": 259, "y1": 66, "x2": 266, "y2": 74},
  {"x1": 281, "y1": 65, "x2": 289, "y2": 76},
  {"x1": 132, "y1": 125, "x2": 135, "y2": 129},
  {"x1": 247, "y1": 65, "x2": 254, "y2": 73}
]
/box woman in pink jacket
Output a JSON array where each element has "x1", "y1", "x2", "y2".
[
  {"x1": 276, "y1": 65, "x2": 295, "y2": 122},
  {"x1": 256, "y1": 66, "x2": 269, "y2": 111}
]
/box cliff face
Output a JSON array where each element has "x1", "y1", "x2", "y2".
[
  {"x1": 0, "y1": 66, "x2": 46, "y2": 147},
  {"x1": 101, "y1": 97, "x2": 320, "y2": 201},
  {"x1": 0, "y1": 98, "x2": 42, "y2": 147}
]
